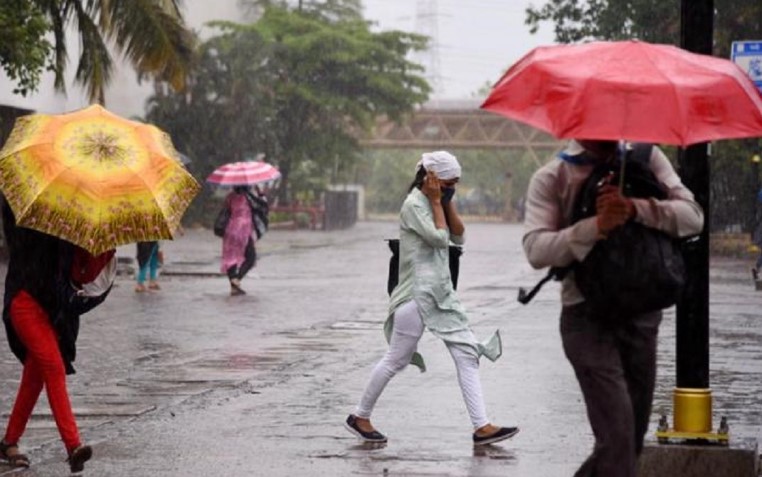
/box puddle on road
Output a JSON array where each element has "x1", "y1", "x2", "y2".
[
  {"x1": 462, "y1": 284, "x2": 514, "y2": 292},
  {"x1": 308, "y1": 450, "x2": 464, "y2": 463},
  {"x1": 266, "y1": 338, "x2": 339, "y2": 351},
  {"x1": 188, "y1": 353, "x2": 280, "y2": 370},
  {"x1": 471, "y1": 446, "x2": 517, "y2": 461},
  {"x1": 330, "y1": 321, "x2": 383, "y2": 331},
  {"x1": 133, "y1": 352, "x2": 164, "y2": 365},
  {"x1": 167, "y1": 260, "x2": 216, "y2": 266},
  {"x1": 289, "y1": 241, "x2": 336, "y2": 249}
]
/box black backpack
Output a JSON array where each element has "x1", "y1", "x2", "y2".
[
  {"x1": 244, "y1": 191, "x2": 269, "y2": 239},
  {"x1": 386, "y1": 238, "x2": 462, "y2": 296},
  {"x1": 213, "y1": 205, "x2": 230, "y2": 237},
  {"x1": 518, "y1": 144, "x2": 685, "y2": 319}
]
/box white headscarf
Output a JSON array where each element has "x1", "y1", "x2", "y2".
[{"x1": 415, "y1": 150, "x2": 461, "y2": 180}]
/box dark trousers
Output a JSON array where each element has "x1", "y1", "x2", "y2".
[
  {"x1": 226, "y1": 238, "x2": 256, "y2": 280},
  {"x1": 560, "y1": 303, "x2": 662, "y2": 477}
]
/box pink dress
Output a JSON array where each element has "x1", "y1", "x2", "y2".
[{"x1": 220, "y1": 192, "x2": 254, "y2": 273}]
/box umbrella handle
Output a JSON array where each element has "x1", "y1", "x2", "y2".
[{"x1": 618, "y1": 149, "x2": 626, "y2": 194}]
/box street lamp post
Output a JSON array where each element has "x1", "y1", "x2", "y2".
[
  {"x1": 752, "y1": 152, "x2": 761, "y2": 234},
  {"x1": 657, "y1": 0, "x2": 729, "y2": 444},
  {"x1": 677, "y1": 0, "x2": 712, "y2": 391}
]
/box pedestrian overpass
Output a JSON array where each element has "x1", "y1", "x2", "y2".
[{"x1": 357, "y1": 99, "x2": 564, "y2": 166}]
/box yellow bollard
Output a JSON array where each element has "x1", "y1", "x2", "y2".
[{"x1": 673, "y1": 388, "x2": 712, "y2": 433}]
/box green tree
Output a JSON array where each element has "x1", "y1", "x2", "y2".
[
  {"x1": 525, "y1": 0, "x2": 762, "y2": 57},
  {"x1": 254, "y1": 3, "x2": 430, "y2": 202},
  {"x1": 145, "y1": 23, "x2": 276, "y2": 223},
  {"x1": 0, "y1": 0, "x2": 195, "y2": 103},
  {"x1": 147, "y1": 0, "x2": 430, "y2": 219},
  {"x1": 524, "y1": 0, "x2": 762, "y2": 233},
  {"x1": 525, "y1": 0, "x2": 679, "y2": 45},
  {"x1": 0, "y1": 0, "x2": 51, "y2": 97}
]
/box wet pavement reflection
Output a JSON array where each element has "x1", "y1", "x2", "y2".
[{"x1": 0, "y1": 222, "x2": 760, "y2": 476}]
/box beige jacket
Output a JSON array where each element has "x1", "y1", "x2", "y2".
[{"x1": 522, "y1": 141, "x2": 704, "y2": 305}]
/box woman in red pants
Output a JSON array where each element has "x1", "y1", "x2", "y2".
[{"x1": 0, "y1": 200, "x2": 115, "y2": 473}]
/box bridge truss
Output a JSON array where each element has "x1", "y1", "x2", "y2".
[{"x1": 358, "y1": 100, "x2": 564, "y2": 166}]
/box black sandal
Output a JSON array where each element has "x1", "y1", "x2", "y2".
[
  {"x1": 230, "y1": 279, "x2": 246, "y2": 296},
  {"x1": 67, "y1": 444, "x2": 92, "y2": 473},
  {"x1": 0, "y1": 440, "x2": 30, "y2": 468}
]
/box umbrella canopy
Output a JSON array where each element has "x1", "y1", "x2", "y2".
[
  {"x1": 481, "y1": 40, "x2": 762, "y2": 146},
  {"x1": 0, "y1": 104, "x2": 200, "y2": 254},
  {"x1": 206, "y1": 161, "x2": 281, "y2": 187}
]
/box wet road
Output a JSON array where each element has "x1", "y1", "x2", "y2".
[{"x1": 0, "y1": 222, "x2": 760, "y2": 476}]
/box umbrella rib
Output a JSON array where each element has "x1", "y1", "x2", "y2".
[
  {"x1": 14, "y1": 163, "x2": 68, "y2": 219},
  {"x1": 124, "y1": 154, "x2": 174, "y2": 229},
  {"x1": 5, "y1": 161, "x2": 100, "y2": 248},
  {"x1": 641, "y1": 46, "x2": 686, "y2": 144},
  {"x1": 682, "y1": 56, "x2": 762, "y2": 140},
  {"x1": 564, "y1": 59, "x2": 602, "y2": 140}
]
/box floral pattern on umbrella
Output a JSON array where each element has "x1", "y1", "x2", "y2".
[{"x1": 0, "y1": 104, "x2": 200, "y2": 254}]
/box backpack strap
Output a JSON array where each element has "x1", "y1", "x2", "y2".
[
  {"x1": 558, "y1": 151, "x2": 596, "y2": 165},
  {"x1": 517, "y1": 266, "x2": 569, "y2": 304}
]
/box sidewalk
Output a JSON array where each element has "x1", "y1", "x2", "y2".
[{"x1": 0, "y1": 222, "x2": 760, "y2": 476}]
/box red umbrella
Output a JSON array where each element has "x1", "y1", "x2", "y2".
[
  {"x1": 206, "y1": 161, "x2": 281, "y2": 187},
  {"x1": 481, "y1": 40, "x2": 762, "y2": 146}
]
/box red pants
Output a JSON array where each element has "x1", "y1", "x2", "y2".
[{"x1": 3, "y1": 291, "x2": 81, "y2": 452}]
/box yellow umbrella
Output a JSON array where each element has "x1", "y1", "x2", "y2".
[{"x1": 0, "y1": 104, "x2": 200, "y2": 254}]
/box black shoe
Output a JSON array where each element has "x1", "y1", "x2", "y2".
[
  {"x1": 752, "y1": 267, "x2": 759, "y2": 281},
  {"x1": 344, "y1": 415, "x2": 387, "y2": 443},
  {"x1": 473, "y1": 426, "x2": 519, "y2": 446},
  {"x1": 67, "y1": 445, "x2": 92, "y2": 473}
]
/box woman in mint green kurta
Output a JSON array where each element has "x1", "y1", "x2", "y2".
[
  {"x1": 344, "y1": 151, "x2": 518, "y2": 447},
  {"x1": 386, "y1": 187, "x2": 502, "y2": 371}
]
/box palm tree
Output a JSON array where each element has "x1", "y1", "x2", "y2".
[{"x1": 38, "y1": 0, "x2": 195, "y2": 104}]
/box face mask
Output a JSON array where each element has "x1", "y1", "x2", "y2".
[{"x1": 441, "y1": 187, "x2": 456, "y2": 205}]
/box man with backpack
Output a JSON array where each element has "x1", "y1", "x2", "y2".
[{"x1": 522, "y1": 139, "x2": 704, "y2": 477}]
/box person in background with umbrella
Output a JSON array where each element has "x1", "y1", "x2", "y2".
[
  {"x1": 207, "y1": 160, "x2": 278, "y2": 296},
  {"x1": 221, "y1": 186, "x2": 259, "y2": 296},
  {"x1": 0, "y1": 200, "x2": 116, "y2": 473},
  {"x1": 0, "y1": 104, "x2": 199, "y2": 473},
  {"x1": 522, "y1": 139, "x2": 703, "y2": 477},
  {"x1": 135, "y1": 241, "x2": 162, "y2": 292},
  {"x1": 344, "y1": 151, "x2": 518, "y2": 446}
]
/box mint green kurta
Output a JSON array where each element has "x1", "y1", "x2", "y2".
[{"x1": 385, "y1": 188, "x2": 502, "y2": 372}]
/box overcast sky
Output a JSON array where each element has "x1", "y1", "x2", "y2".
[
  {"x1": 362, "y1": 0, "x2": 556, "y2": 99},
  {"x1": 0, "y1": 0, "x2": 557, "y2": 115}
]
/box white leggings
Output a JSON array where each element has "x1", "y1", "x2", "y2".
[{"x1": 355, "y1": 300, "x2": 489, "y2": 430}]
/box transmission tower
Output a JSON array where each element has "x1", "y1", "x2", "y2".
[{"x1": 414, "y1": 0, "x2": 444, "y2": 98}]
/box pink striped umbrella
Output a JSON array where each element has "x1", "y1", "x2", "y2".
[{"x1": 206, "y1": 161, "x2": 281, "y2": 187}]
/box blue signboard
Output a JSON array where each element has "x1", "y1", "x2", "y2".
[{"x1": 731, "y1": 41, "x2": 762, "y2": 93}]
